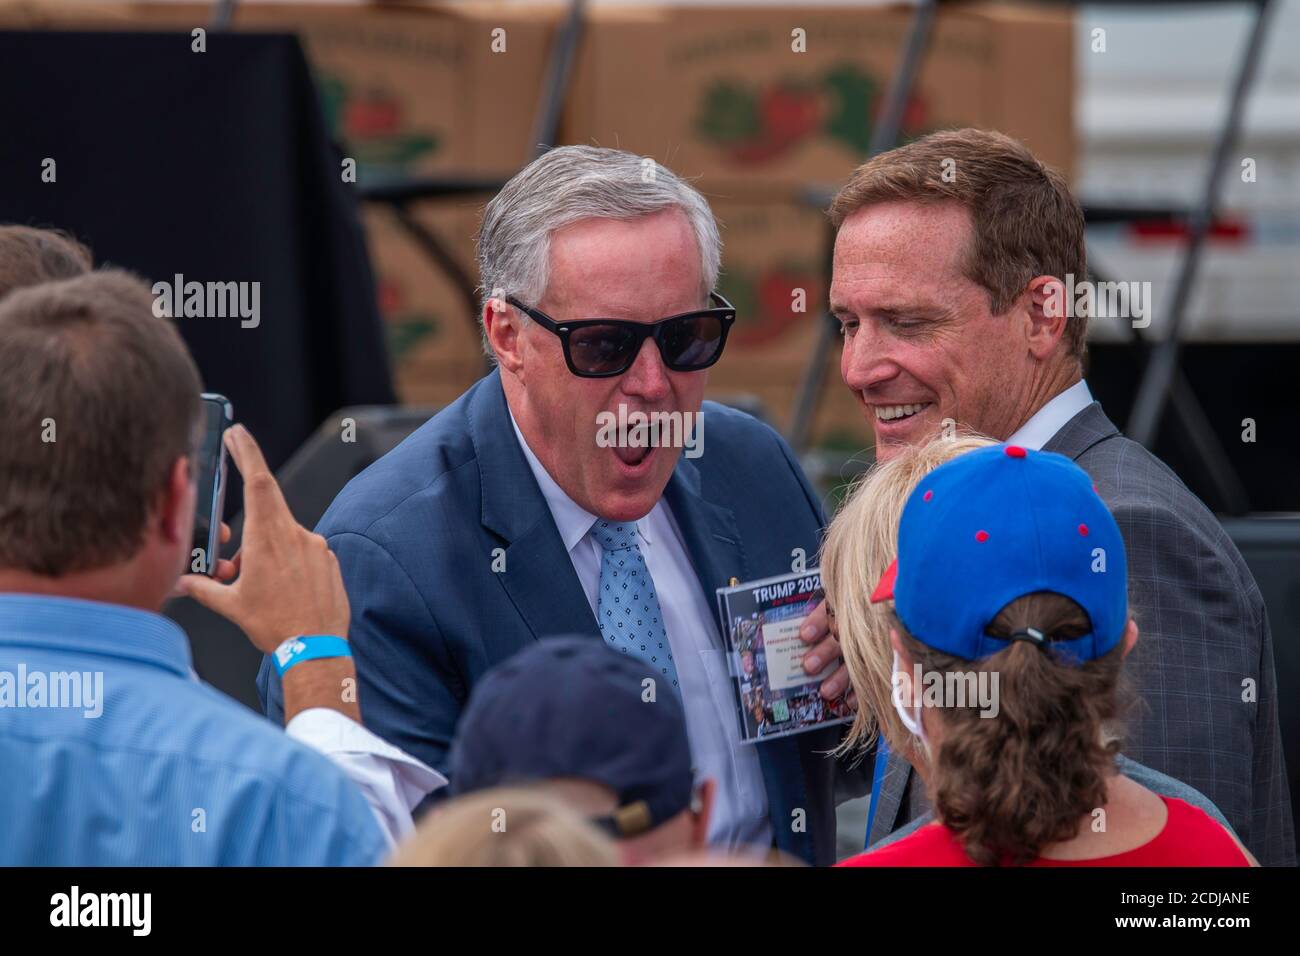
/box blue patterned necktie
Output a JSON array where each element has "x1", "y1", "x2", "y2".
[{"x1": 591, "y1": 520, "x2": 680, "y2": 695}]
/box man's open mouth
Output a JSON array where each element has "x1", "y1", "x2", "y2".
[{"x1": 613, "y1": 444, "x2": 654, "y2": 467}]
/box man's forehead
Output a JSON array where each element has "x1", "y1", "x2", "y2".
[
  {"x1": 830, "y1": 202, "x2": 971, "y2": 309},
  {"x1": 544, "y1": 212, "x2": 704, "y2": 316},
  {"x1": 829, "y1": 267, "x2": 954, "y2": 316},
  {"x1": 834, "y1": 201, "x2": 969, "y2": 268},
  {"x1": 541, "y1": 284, "x2": 707, "y2": 320}
]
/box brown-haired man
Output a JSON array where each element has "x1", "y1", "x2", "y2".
[
  {"x1": 0, "y1": 224, "x2": 92, "y2": 298},
  {"x1": 0, "y1": 269, "x2": 408, "y2": 864},
  {"x1": 807, "y1": 128, "x2": 1293, "y2": 865}
]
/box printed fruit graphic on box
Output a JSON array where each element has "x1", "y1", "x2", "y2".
[
  {"x1": 719, "y1": 264, "x2": 824, "y2": 348},
  {"x1": 695, "y1": 64, "x2": 929, "y2": 167},
  {"x1": 317, "y1": 74, "x2": 440, "y2": 175},
  {"x1": 377, "y1": 277, "x2": 437, "y2": 361}
]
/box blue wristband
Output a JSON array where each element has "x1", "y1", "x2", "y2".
[{"x1": 273, "y1": 635, "x2": 352, "y2": 676}]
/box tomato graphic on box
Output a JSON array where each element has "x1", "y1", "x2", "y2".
[
  {"x1": 698, "y1": 78, "x2": 824, "y2": 166},
  {"x1": 697, "y1": 64, "x2": 930, "y2": 168},
  {"x1": 345, "y1": 91, "x2": 403, "y2": 139},
  {"x1": 315, "y1": 72, "x2": 439, "y2": 175},
  {"x1": 376, "y1": 277, "x2": 437, "y2": 361},
  {"x1": 722, "y1": 267, "x2": 822, "y2": 348}
]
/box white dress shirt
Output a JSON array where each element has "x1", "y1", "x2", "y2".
[
  {"x1": 509, "y1": 410, "x2": 773, "y2": 854},
  {"x1": 1006, "y1": 379, "x2": 1094, "y2": 451},
  {"x1": 286, "y1": 707, "x2": 447, "y2": 850}
]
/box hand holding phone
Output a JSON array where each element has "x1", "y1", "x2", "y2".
[
  {"x1": 191, "y1": 393, "x2": 233, "y2": 576},
  {"x1": 177, "y1": 424, "x2": 351, "y2": 654}
]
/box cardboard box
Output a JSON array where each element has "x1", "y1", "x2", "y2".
[
  {"x1": 235, "y1": 2, "x2": 557, "y2": 179},
  {"x1": 703, "y1": 196, "x2": 869, "y2": 448},
  {"x1": 567, "y1": 2, "x2": 1075, "y2": 193},
  {"x1": 237, "y1": 4, "x2": 472, "y2": 178},
  {"x1": 229, "y1": 3, "x2": 550, "y2": 400},
  {"x1": 455, "y1": 1, "x2": 560, "y2": 176},
  {"x1": 362, "y1": 203, "x2": 488, "y2": 407},
  {"x1": 228, "y1": 3, "x2": 551, "y2": 399}
]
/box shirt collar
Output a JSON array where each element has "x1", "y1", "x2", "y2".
[
  {"x1": 506, "y1": 405, "x2": 654, "y2": 550},
  {"x1": 0, "y1": 593, "x2": 194, "y2": 678},
  {"x1": 1005, "y1": 379, "x2": 1093, "y2": 451}
]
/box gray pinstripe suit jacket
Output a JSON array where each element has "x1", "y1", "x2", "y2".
[{"x1": 865, "y1": 401, "x2": 1296, "y2": 866}]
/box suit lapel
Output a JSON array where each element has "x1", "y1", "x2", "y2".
[
  {"x1": 661, "y1": 454, "x2": 749, "y2": 645},
  {"x1": 469, "y1": 372, "x2": 601, "y2": 642},
  {"x1": 1041, "y1": 401, "x2": 1120, "y2": 461},
  {"x1": 867, "y1": 751, "x2": 913, "y2": 847}
]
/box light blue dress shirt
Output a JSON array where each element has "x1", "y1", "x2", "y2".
[{"x1": 0, "y1": 593, "x2": 387, "y2": 866}]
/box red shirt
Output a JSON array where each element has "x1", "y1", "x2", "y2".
[{"x1": 837, "y1": 797, "x2": 1250, "y2": 867}]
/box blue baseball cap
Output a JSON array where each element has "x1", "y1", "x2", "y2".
[
  {"x1": 448, "y1": 637, "x2": 694, "y2": 837},
  {"x1": 870, "y1": 444, "x2": 1128, "y2": 663}
]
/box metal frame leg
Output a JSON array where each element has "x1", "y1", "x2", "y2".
[
  {"x1": 1126, "y1": 0, "x2": 1275, "y2": 446},
  {"x1": 787, "y1": 0, "x2": 939, "y2": 453}
]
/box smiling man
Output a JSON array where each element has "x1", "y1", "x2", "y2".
[
  {"x1": 823, "y1": 128, "x2": 1293, "y2": 866},
  {"x1": 258, "y1": 146, "x2": 860, "y2": 866}
]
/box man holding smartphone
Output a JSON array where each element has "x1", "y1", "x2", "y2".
[{"x1": 0, "y1": 269, "x2": 426, "y2": 864}]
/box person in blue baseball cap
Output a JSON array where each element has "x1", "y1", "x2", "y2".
[
  {"x1": 837, "y1": 444, "x2": 1255, "y2": 867},
  {"x1": 442, "y1": 636, "x2": 717, "y2": 866}
]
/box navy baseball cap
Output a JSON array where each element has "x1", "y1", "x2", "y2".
[
  {"x1": 870, "y1": 444, "x2": 1128, "y2": 663},
  {"x1": 448, "y1": 637, "x2": 694, "y2": 837}
]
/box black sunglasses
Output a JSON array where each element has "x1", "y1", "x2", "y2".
[{"x1": 504, "y1": 292, "x2": 736, "y2": 378}]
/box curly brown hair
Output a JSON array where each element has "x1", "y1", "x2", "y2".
[{"x1": 895, "y1": 590, "x2": 1129, "y2": 865}]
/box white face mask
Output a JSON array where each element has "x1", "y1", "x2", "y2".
[{"x1": 892, "y1": 650, "x2": 929, "y2": 749}]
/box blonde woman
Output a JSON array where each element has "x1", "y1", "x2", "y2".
[
  {"x1": 821, "y1": 436, "x2": 1240, "y2": 856},
  {"x1": 822, "y1": 435, "x2": 996, "y2": 768},
  {"x1": 388, "y1": 787, "x2": 619, "y2": 867}
]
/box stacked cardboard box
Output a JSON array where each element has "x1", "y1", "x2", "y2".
[
  {"x1": 566, "y1": 2, "x2": 1075, "y2": 445},
  {"x1": 1, "y1": 1, "x2": 1074, "y2": 442},
  {"x1": 230, "y1": 2, "x2": 556, "y2": 408}
]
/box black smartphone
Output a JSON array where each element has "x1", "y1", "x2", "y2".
[{"x1": 192, "y1": 393, "x2": 233, "y2": 576}]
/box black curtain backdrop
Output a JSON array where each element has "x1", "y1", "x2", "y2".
[{"x1": 0, "y1": 30, "x2": 396, "y2": 476}]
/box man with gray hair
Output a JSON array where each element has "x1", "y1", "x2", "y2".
[{"x1": 258, "y1": 146, "x2": 859, "y2": 865}]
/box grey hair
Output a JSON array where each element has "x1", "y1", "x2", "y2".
[{"x1": 476, "y1": 145, "x2": 721, "y2": 357}]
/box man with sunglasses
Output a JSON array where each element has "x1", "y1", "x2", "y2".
[{"x1": 257, "y1": 146, "x2": 858, "y2": 866}]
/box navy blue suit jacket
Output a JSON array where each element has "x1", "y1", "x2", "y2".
[{"x1": 258, "y1": 371, "x2": 858, "y2": 865}]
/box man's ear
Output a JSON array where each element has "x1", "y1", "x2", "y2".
[
  {"x1": 1025, "y1": 275, "x2": 1070, "y2": 361},
  {"x1": 1120, "y1": 618, "x2": 1139, "y2": 659},
  {"x1": 483, "y1": 297, "x2": 526, "y2": 376},
  {"x1": 691, "y1": 778, "x2": 716, "y2": 850},
  {"x1": 159, "y1": 456, "x2": 195, "y2": 545}
]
